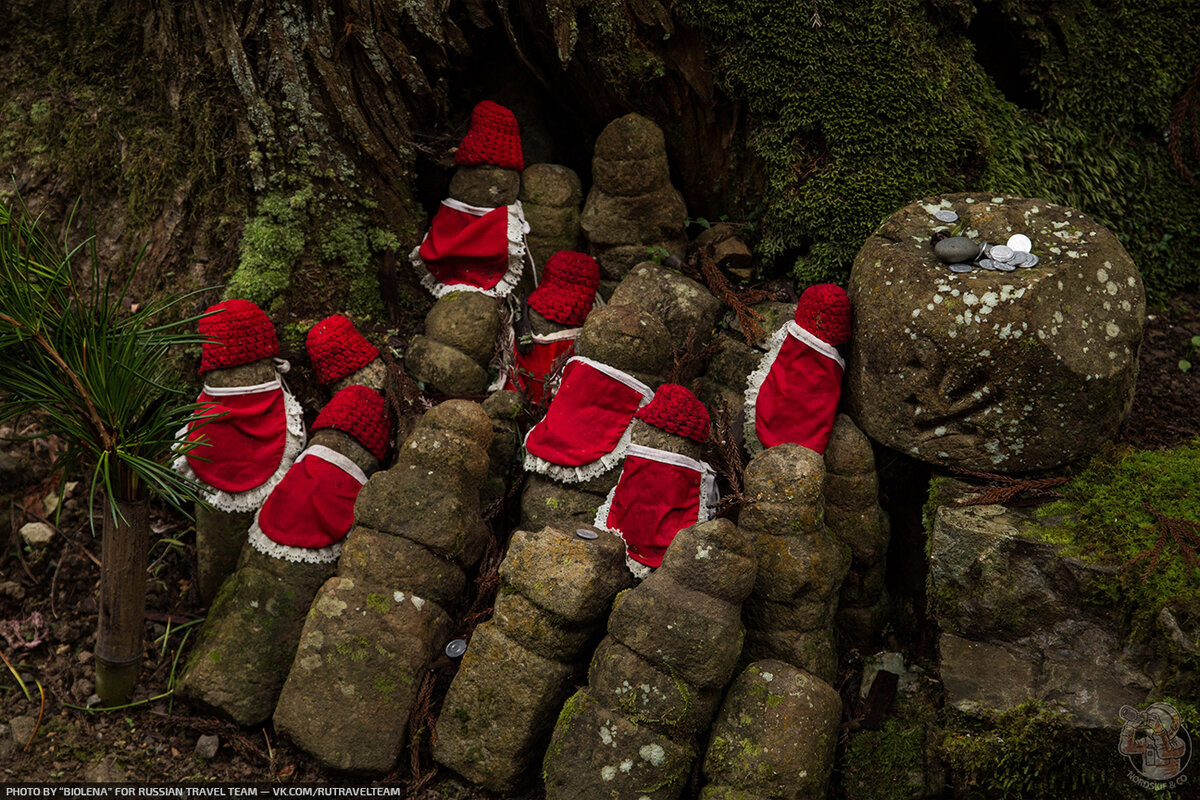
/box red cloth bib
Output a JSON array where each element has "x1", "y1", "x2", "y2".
[
  {"x1": 412, "y1": 199, "x2": 525, "y2": 297},
  {"x1": 185, "y1": 382, "x2": 289, "y2": 493},
  {"x1": 747, "y1": 322, "x2": 844, "y2": 455},
  {"x1": 504, "y1": 330, "x2": 578, "y2": 405},
  {"x1": 523, "y1": 357, "x2": 653, "y2": 482},
  {"x1": 598, "y1": 445, "x2": 714, "y2": 571},
  {"x1": 255, "y1": 446, "x2": 367, "y2": 553}
]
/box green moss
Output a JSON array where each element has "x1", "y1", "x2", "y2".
[
  {"x1": 365, "y1": 592, "x2": 390, "y2": 614},
  {"x1": 940, "y1": 701, "x2": 1152, "y2": 799},
  {"x1": 840, "y1": 691, "x2": 939, "y2": 800},
  {"x1": 1027, "y1": 440, "x2": 1200, "y2": 655},
  {"x1": 681, "y1": 0, "x2": 1200, "y2": 300},
  {"x1": 207, "y1": 650, "x2": 222, "y2": 664}
]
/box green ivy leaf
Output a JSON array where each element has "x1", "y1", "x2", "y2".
[{"x1": 1180, "y1": 359, "x2": 1193, "y2": 373}]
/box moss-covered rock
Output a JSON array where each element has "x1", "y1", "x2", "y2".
[
  {"x1": 423, "y1": 291, "x2": 502, "y2": 366},
  {"x1": 176, "y1": 558, "x2": 335, "y2": 726},
  {"x1": 543, "y1": 691, "x2": 695, "y2": 800},
  {"x1": 848, "y1": 194, "x2": 1144, "y2": 473},
  {"x1": 701, "y1": 660, "x2": 841, "y2": 800},
  {"x1": 448, "y1": 165, "x2": 521, "y2": 207},
  {"x1": 193, "y1": 505, "x2": 252, "y2": 605},
  {"x1": 500, "y1": 526, "x2": 633, "y2": 622},
  {"x1": 336, "y1": 526, "x2": 466, "y2": 614},
  {"x1": 406, "y1": 334, "x2": 490, "y2": 395},
  {"x1": 609, "y1": 262, "x2": 722, "y2": 353},
  {"x1": 274, "y1": 576, "x2": 453, "y2": 775},
  {"x1": 576, "y1": 304, "x2": 672, "y2": 381}
]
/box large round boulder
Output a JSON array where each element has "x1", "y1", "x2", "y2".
[{"x1": 847, "y1": 193, "x2": 1145, "y2": 472}]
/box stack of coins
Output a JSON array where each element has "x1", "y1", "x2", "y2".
[{"x1": 930, "y1": 210, "x2": 1039, "y2": 274}]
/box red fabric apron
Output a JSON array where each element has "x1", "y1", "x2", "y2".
[
  {"x1": 523, "y1": 356, "x2": 653, "y2": 482},
  {"x1": 252, "y1": 445, "x2": 368, "y2": 559},
  {"x1": 598, "y1": 444, "x2": 715, "y2": 571},
  {"x1": 504, "y1": 329, "x2": 578, "y2": 405},
  {"x1": 748, "y1": 322, "x2": 844, "y2": 455},
  {"x1": 412, "y1": 199, "x2": 525, "y2": 297},
  {"x1": 184, "y1": 380, "x2": 289, "y2": 493}
]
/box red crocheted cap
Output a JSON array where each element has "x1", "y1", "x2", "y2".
[
  {"x1": 307, "y1": 315, "x2": 379, "y2": 384},
  {"x1": 313, "y1": 385, "x2": 394, "y2": 461},
  {"x1": 527, "y1": 251, "x2": 600, "y2": 326},
  {"x1": 455, "y1": 101, "x2": 524, "y2": 171},
  {"x1": 795, "y1": 284, "x2": 852, "y2": 346},
  {"x1": 634, "y1": 384, "x2": 711, "y2": 443},
  {"x1": 198, "y1": 299, "x2": 278, "y2": 374}
]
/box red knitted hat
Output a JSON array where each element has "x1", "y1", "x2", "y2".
[
  {"x1": 455, "y1": 101, "x2": 524, "y2": 172},
  {"x1": 794, "y1": 284, "x2": 852, "y2": 346},
  {"x1": 313, "y1": 385, "x2": 393, "y2": 461},
  {"x1": 635, "y1": 384, "x2": 711, "y2": 443},
  {"x1": 198, "y1": 299, "x2": 278, "y2": 374},
  {"x1": 307, "y1": 315, "x2": 380, "y2": 384},
  {"x1": 527, "y1": 251, "x2": 600, "y2": 326}
]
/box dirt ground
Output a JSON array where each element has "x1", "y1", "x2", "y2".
[{"x1": 1, "y1": 293, "x2": 1197, "y2": 792}]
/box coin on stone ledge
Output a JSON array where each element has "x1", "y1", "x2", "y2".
[
  {"x1": 575, "y1": 528, "x2": 599, "y2": 540},
  {"x1": 934, "y1": 209, "x2": 959, "y2": 223},
  {"x1": 1007, "y1": 233, "x2": 1032, "y2": 252},
  {"x1": 978, "y1": 259, "x2": 998, "y2": 270},
  {"x1": 990, "y1": 245, "x2": 1015, "y2": 262},
  {"x1": 949, "y1": 263, "x2": 974, "y2": 273},
  {"x1": 445, "y1": 639, "x2": 468, "y2": 658}
]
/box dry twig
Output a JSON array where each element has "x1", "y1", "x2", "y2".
[
  {"x1": 949, "y1": 466, "x2": 1068, "y2": 507},
  {"x1": 1126, "y1": 503, "x2": 1200, "y2": 580}
]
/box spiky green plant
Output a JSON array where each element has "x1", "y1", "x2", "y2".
[{"x1": 0, "y1": 197, "x2": 208, "y2": 703}]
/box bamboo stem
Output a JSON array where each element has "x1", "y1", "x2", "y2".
[{"x1": 95, "y1": 495, "x2": 149, "y2": 705}]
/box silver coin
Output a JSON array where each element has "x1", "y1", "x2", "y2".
[
  {"x1": 1022, "y1": 254, "x2": 1039, "y2": 268},
  {"x1": 1007, "y1": 251, "x2": 1030, "y2": 266},
  {"x1": 934, "y1": 209, "x2": 958, "y2": 223},
  {"x1": 1006, "y1": 233, "x2": 1032, "y2": 253},
  {"x1": 977, "y1": 241, "x2": 989, "y2": 259},
  {"x1": 948, "y1": 263, "x2": 973, "y2": 273},
  {"x1": 575, "y1": 528, "x2": 599, "y2": 540},
  {"x1": 994, "y1": 261, "x2": 1017, "y2": 272},
  {"x1": 977, "y1": 258, "x2": 997, "y2": 270},
  {"x1": 445, "y1": 639, "x2": 468, "y2": 658},
  {"x1": 990, "y1": 245, "x2": 1015, "y2": 262}
]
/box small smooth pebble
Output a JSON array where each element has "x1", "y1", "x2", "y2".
[{"x1": 933, "y1": 236, "x2": 980, "y2": 264}]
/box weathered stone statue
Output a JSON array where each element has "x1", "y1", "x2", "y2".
[
  {"x1": 543, "y1": 518, "x2": 756, "y2": 800},
  {"x1": 173, "y1": 298, "x2": 304, "y2": 602},
  {"x1": 273, "y1": 400, "x2": 492, "y2": 774},
  {"x1": 176, "y1": 385, "x2": 392, "y2": 725}
]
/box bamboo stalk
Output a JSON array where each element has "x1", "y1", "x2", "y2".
[{"x1": 95, "y1": 496, "x2": 150, "y2": 704}]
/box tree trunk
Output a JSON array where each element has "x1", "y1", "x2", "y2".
[{"x1": 95, "y1": 497, "x2": 150, "y2": 705}]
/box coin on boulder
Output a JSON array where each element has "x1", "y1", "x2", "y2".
[
  {"x1": 1007, "y1": 233, "x2": 1032, "y2": 252},
  {"x1": 934, "y1": 209, "x2": 959, "y2": 223},
  {"x1": 949, "y1": 263, "x2": 974, "y2": 273},
  {"x1": 990, "y1": 245, "x2": 1015, "y2": 262}
]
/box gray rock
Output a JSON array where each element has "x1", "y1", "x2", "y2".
[
  {"x1": 330, "y1": 358, "x2": 388, "y2": 393},
  {"x1": 608, "y1": 573, "x2": 744, "y2": 690},
  {"x1": 656, "y1": 518, "x2": 757, "y2": 605},
  {"x1": 932, "y1": 236, "x2": 979, "y2": 264},
  {"x1": 354, "y1": 470, "x2": 489, "y2": 565},
  {"x1": 740, "y1": 444, "x2": 826, "y2": 535},
  {"x1": 424, "y1": 291, "x2": 502, "y2": 366},
  {"x1": 518, "y1": 475, "x2": 609, "y2": 532},
  {"x1": 609, "y1": 263, "x2": 721, "y2": 353},
  {"x1": 18, "y1": 522, "x2": 54, "y2": 546},
  {"x1": 575, "y1": 304, "x2": 672, "y2": 379},
  {"x1": 203, "y1": 358, "x2": 276, "y2": 388},
  {"x1": 500, "y1": 526, "x2": 633, "y2": 622},
  {"x1": 449, "y1": 165, "x2": 521, "y2": 207},
  {"x1": 703, "y1": 334, "x2": 762, "y2": 392},
  {"x1": 434, "y1": 624, "x2": 579, "y2": 792},
  {"x1": 194, "y1": 506, "x2": 253, "y2": 604},
  {"x1": 589, "y1": 637, "x2": 722, "y2": 738},
  {"x1": 406, "y1": 335, "x2": 490, "y2": 395},
  {"x1": 631, "y1": 419, "x2": 703, "y2": 461},
  {"x1": 194, "y1": 734, "x2": 220, "y2": 760},
  {"x1": 310, "y1": 428, "x2": 379, "y2": 477},
  {"x1": 176, "y1": 558, "x2": 335, "y2": 726},
  {"x1": 83, "y1": 757, "x2": 126, "y2": 782},
  {"x1": 701, "y1": 660, "x2": 841, "y2": 800},
  {"x1": 848, "y1": 193, "x2": 1145, "y2": 472},
  {"x1": 520, "y1": 164, "x2": 584, "y2": 267},
  {"x1": 337, "y1": 526, "x2": 466, "y2": 613},
  {"x1": 8, "y1": 715, "x2": 35, "y2": 748},
  {"x1": 543, "y1": 691, "x2": 695, "y2": 800},
  {"x1": 274, "y1": 576, "x2": 453, "y2": 774},
  {"x1": 489, "y1": 590, "x2": 602, "y2": 661},
  {"x1": 582, "y1": 114, "x2": 688, "y2": 281},
  {"x1": 929, "y1": 502, "x2": 1155, "y2": 728},
  {"x1": 741, "y1": 628, "x2": 838, "y2": 686}
]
